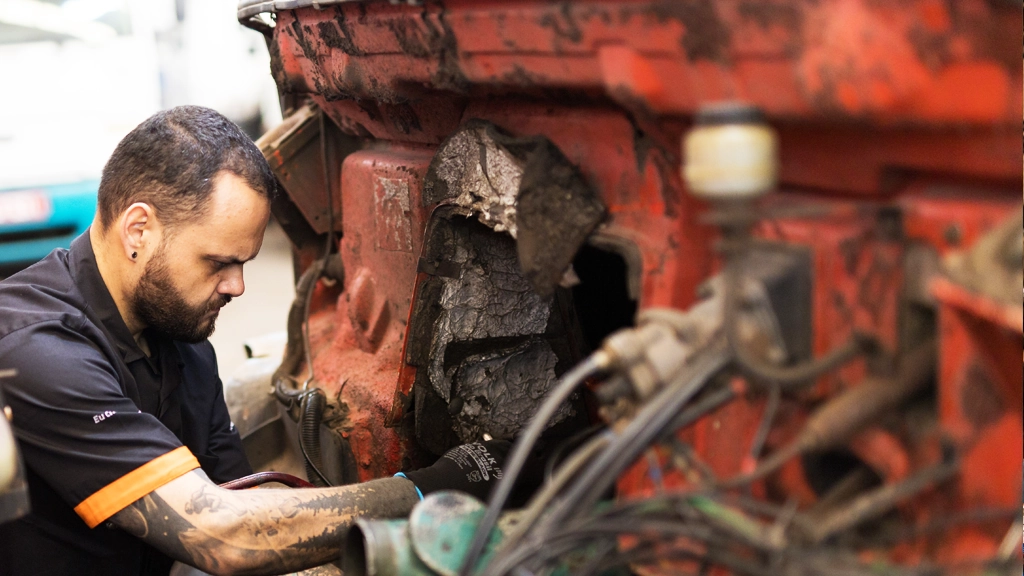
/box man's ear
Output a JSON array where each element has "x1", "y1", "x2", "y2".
[{"x1": 119, "y1": 202, "x2": 160, "y2": 262}]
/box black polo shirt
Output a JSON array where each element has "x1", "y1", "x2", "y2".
[{"x1": 0, "y1": 233, "x2": 252, "y2": 575}]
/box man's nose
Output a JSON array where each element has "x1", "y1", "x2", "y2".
[{"x1": 218, "y1": 268, "x2": 245, "y2": 298}]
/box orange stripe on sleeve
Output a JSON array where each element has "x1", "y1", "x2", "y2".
[{"x1": 74, "y1": 446, "x2": 200, "y2": 528}]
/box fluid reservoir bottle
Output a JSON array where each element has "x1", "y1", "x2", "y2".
[{"x1": 682, "y1": 102, "x2": 778, "y2": 200}]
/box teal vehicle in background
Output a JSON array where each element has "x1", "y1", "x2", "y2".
[
  {"x1": 0, "y1": 0, "x2": 163, "y2": 275},
  {"x1": 0, "y1": 181, "x2": 98, "y2": 273}
]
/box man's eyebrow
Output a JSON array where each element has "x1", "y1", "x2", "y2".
[{"x1": 206, "y1": 254, "x2": 256, "y2": 265}]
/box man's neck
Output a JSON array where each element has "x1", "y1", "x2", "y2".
[{"x1": 89, "y1": 224, "x2": 146, "y2": 343}]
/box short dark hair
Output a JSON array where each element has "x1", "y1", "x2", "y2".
[{"x1": 97, "y1": 105, "x2": 276, "y2": 230}]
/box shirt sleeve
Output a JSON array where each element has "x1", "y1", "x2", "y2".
[{"x1": 0, "y1": 322, "x2": 199, "y2": 528}]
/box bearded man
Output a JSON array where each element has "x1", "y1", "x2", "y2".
[{"x1": 0, "y1": 106, "x2": 514, "y2": 575}]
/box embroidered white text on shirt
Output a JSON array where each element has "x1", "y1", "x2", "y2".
[{"x1": 93, "y1": 410, "x2": 116, "y2": 423}]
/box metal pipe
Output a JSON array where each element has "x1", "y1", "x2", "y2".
[
  {"x1": 807, "y1": 454, "x2": 959, "y2": 543},
  {"x1": 719, "y1": 338, "x2": 936, "y2": 488},
  {"x1": 345, "y1": 518, "x2": 436, "y2": 576},
  {"x1": 722, "y1": 237, "x2": 871, "y2": 389}
]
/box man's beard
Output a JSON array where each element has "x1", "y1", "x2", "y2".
[{"x1": 129, "y1": 250, "x2": 229, "y2": 343}]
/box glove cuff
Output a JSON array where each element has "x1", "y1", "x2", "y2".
[{"x1": 393, "y1": 472, "x2": 424, "y2": 500}]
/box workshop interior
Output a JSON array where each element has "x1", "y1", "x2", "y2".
[{"x1": 2, "y1": 0, "x2": 1022, "y2": 574}]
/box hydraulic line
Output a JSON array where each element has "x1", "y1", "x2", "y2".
[
  {"x1": 488, "y1": 519, "x2": 722, "y2": 576},
  {"x1": 219, "y1": 471, "x2": 314, "y2": 490},
  {"x1": 806, "y1": 452, "x2": 958, "y2": 543},
  {"x1": 491, "y1": 382, "x2": 739, "y2": 575},
  {"x1": 544, "y1": 424, "x2": 605, "y2": 482},
  {"x1": 458, "y1": 353, "x2": 609, "y2": 576},
  {"x1": 722, "y1": 230, "x2": 873, "y2": 389},
  {"x1": 299, "y1": 389, "x2": 331, "y2": 487},
  {"x1": 658, "y1": 382, "x2": 737, "y2": 442},
  {"x1": 522, "y1": 342, "x2": 730, "y2": 553},
  {"x1": 499, "y1": 432, "x2": 612, "y2": 554},
  {"x1": 720, "y1": 339, "x2": 936, "y2": 489},
  {"x1": 272, "y1": 258, "x2": 326, "y2": 407}
]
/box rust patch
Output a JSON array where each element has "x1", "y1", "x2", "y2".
[
  {"x1": 388, "y1": 13, "x2": 442, "y2": 58},
  {"x1": 630, "y1": 121, "x2": 655, "y2": 174},
  {"x1": 737, "y1": 2, "x2": 804, "y2": 56},
  {"x1": 432, "y1": 8, "x2": 471, "y2": 93},
  {"x1": 538, "y1": 2, "x2": 584, "y2": 44},
  {"x1": 290, "y1": 21, "x2": 320, "y2": 63},
  {"x1": 267, "y1": 39, "x2": 291, "y2": 92},
  {"x1": 501, "y1": 65, "x2": 540, "y2": 87},
  {"x1": 960, "y1": 362, "x2": 1004, "y2": 430},
  {"x1": 652, "y1": 151, "x2": 682, "y2": 220},
  {"x1": 318, "y1": 16, "x2": 363, "y2": 55},
  {"x1": 649, "y1": 0, "x2": 732, "y2": 62},
  {"x1": 907, "y1": 25, "x2": 952, "y2": 71},
  {"x1": 381, "y1": 103, "x2": 423, "y2": 135},
  {"x1": 738, "y1": 2, "x2": 803, "y2": 31}
]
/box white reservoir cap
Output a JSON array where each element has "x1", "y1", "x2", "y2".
[{"x1": 683, "y1": 102, "x2": 778, "y2": 200}]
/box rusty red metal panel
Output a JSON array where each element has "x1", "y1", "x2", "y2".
[
  {"x1": 901, "y1": 189, "x2": 1021, "y2": 257},
  {"x1": 263, "y1": 0, "x2": 1023, "y2": 569},
  {"x1": 273, "y1": 1, "x2": 1020, "y2": 194},
  {"x1": 303, "y1": 144, "x2": 436, "y2": 480},
  {"x1": 273, "y1": 0, "x2": 1021, "y2": 126},
  {"x1": 753, "y1": 197, "x2": 904, "y2": 396},
  {"x1": 931, "y1": 275, "x2": 1022, "y2": 562}
]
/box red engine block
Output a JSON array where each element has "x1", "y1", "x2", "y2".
[{"x1": 250, "y1": 0, "x2": 1021, "y2": 570}]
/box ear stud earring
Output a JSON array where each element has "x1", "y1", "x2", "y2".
[{"x1": 131, "y1": 252, "x2": 137, "y2": 259}]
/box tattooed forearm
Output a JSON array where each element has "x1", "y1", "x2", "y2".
[
  {"x1": 185, "y1": 483, "x2": 247, "y2": 516},
  {"x1": 113, "y1": 490, "x2": 211, "y2": 572},
  {"x1": 109, "y1": 470, "x2": 419, "y2": 576}
]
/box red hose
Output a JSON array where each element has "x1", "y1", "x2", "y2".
[{"x1": 219, "y1": 472, "x2": 315, "y2": 490}]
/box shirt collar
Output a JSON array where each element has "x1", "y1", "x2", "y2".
[{"x1": 69, "y1": 232, "x2": 147, "y2": 364}]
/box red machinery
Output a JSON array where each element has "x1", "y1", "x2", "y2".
[{"x1": 240, "y1": 1, "x2": 1021, "y2": 573}]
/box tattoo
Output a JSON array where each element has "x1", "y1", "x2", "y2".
[
  {"x1": 185, "y1": 483, "x2": 245, "y2": 516},
  {"x1": 112, "y1": 502, "x2": 148, "y2": 538},
  {"x1": 114, "y1": 490, "x2": 218, "y2": 573},
  {"x1": 108, "y1": 473, "x2": 418, "y2": 575}
]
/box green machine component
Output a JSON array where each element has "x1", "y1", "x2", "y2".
[{"x1": 344, "y1": 491, "x2": 514, "y2": 576}]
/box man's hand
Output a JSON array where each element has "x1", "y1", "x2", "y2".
[
  {"x1": 111, "y1": 469, "x2": 419, "y2": 576},
  {"x1": 401, "y1": 440, "x2": 517, "y2": 502}
]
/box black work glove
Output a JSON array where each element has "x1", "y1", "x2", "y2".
[{"x1": 401, "y1": 440, "x2": 512, "y2": 502}]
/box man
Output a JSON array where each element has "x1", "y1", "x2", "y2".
[{"x1": 0, "y1": 106, "x2": 510, "y2": 575}]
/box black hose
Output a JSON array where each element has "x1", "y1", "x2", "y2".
[
  {"x1": 515, "y1": 342, "x2": 730, "y2": 560},
  {"x1": 299, "y1": 389, "x2": 331, "y2": 487},
  {"x1": 722, "y1": 231, "x2": 873, "y2": 390},
  {"x1": 273, "y1": 259, "x2": 325, "y2": 407},
  {"x1": 459, "y1": 354, "x2": 606, "y2": 576},
  {"x1": 658, "y1": 382, "x2": 736, "y2": 443}
]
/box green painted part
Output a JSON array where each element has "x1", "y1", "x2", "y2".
[
  {"x1": 687, "y1": 495, "x2": 766, "y2": 543},
  {"x1": 409, "y1": 492, "x2": 509, "y2": 576},
  {"x1": 350, "y1": 517, "x2": 437, "y2": 576}
]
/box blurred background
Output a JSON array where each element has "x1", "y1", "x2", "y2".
[{"x1": 0, "y1": 0, "x2": 294, "y2": 377}]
